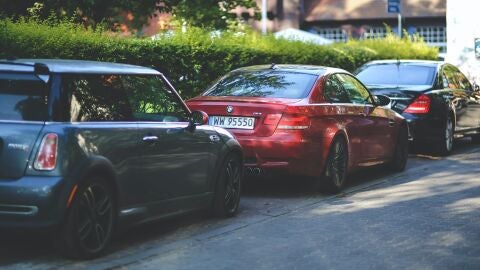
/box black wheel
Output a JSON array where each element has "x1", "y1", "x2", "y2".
[
  {"x1": 212, "y1": 154, "x2": 242, "y2": 217},
  {"x1": 388, "y1": 125, "x2": 409, "y2": 172},
  {"x1": 56, "y1": 177, "x2": 115, "y2": 259},
  {"x1": 322, "y1": 137, "x2": 348, "y2": 193},
  {"x1": 436, "y1": 114, "x2": 454, "y2": 156}
]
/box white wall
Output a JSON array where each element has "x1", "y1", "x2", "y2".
[{"x1": 446, "y1": 0, "x2": 480, "y2": 83}]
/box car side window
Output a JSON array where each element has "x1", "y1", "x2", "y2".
[
  {"x1": 441, "y1": 66, "x2": 461, "y2": 89},
  {"x1": 121, "y1": 75, "x2": 189, "y2": 122},
  {"x1": 62, "y1": 74, "x2": 133, "y2": 122},
  {"x1": 324, "y1": 75, "x2": 350, "y2": 103},
  {"x1": 337, "y1": 74, "x2": 373, "y2": 105},
  {"x1": 452, "y1": 67, "x2": 473, "y2": 91}
]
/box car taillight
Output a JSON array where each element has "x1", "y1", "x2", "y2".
[
  {"x1": 34, "y1": 133, "x2": 58, "y2": 171},
  {"x1": 277, "y1": 114, "x2": 310, "y2": 130},
  {"x1": 263, "y1": 113, "x2": 282, "y2": 125},
  {"x1": 404, "y1": 94, "x2": 431, "y2": 114}
]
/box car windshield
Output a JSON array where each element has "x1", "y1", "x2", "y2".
[
  {"x1": 203, "y1": 70, "x2": 318, "y2": 99},
  {"x1": 0, "y1": 73, "x2": 48, "y2": 121},
  {"x1": 356, "y1": 64, "x2": 436, "y2": 86}
]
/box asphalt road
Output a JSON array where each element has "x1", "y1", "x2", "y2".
[{"x1": 1, "y1": 139, "x2": 480, "y2": 270}]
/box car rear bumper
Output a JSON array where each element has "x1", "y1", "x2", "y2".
[
  {"x1": 403, "y1": 113, "x2": 444, "y2": 142},
  {"x1": 0, "y1": 176, "x2": 67, "y2": 230},
  {"x1": 235, "y1": 130, "x2": 326, "y2": 177}
]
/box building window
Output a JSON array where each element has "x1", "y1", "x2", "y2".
[
  {"x1": 412, "y1": 26, "x2": 447, "y2": 53},
  {"x1": 314, "y1": 28, "x2": 348, "y2": 42},
  {"x1": 361, "y1": 27, "x2": 388, "y2": 39}
]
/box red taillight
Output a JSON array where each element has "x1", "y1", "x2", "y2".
[
  {"x1": 263, "y1": 113, "x2": 282, "y2": 125},
  {"x1": 34, "y1": 133, "x2": 58, "y2": 171},
  {"x1": 277, "y1": 114, "x2": 310, "y2": 130},
  {"x1": 404, "y1": 94, "x2": 431, "y2": 114}
]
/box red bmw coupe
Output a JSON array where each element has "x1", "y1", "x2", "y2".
[{"x1": 187, "y1": 65, "x2": 408, "y2": 192}]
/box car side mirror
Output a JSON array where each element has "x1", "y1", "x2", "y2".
[
  {"x1": 374, "y1": 95, "x2": 391, "y2": 107},
  {"x1": 474, "y1": 83, "x2": 480, "y2": 92},
  {"x1": 191, "y1": 110, "x2": 209, "y2": 125}
]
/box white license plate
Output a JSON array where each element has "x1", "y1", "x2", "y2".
[{"x1": 209, "y1": 116, "x2": 255, "y2": 129}]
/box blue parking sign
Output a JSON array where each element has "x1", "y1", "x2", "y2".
[
  {"x1": 475, "y1": 38, "x2": 480, "y2": 58},
  {"x1": 388, "y1": 0, "x2": 401, "y2": 13}
]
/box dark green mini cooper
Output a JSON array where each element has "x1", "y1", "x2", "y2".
[{"x1": 0, "y1": 59, "x2": 243, "y2": 258}]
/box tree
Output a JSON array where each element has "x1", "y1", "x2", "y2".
[
  {"x1": 158, "y1": 0, "x2": 257, "y2": 29},
  {"x1": 0, "y1": 0, "x2": 160, "y2": 30},
  {"x1": 0, "y1": 0, "x2": 257, "y2": 31}
]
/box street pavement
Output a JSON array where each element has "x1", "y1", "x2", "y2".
[{"x1": 1, "y1": 139, "x2": 479, "y2": 270}]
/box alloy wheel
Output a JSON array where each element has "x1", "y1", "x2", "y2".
[
  {"x1": 326, "y1": 139, "x2": 348, "y2": 189},
  {"x1": 223, "y1": 158, "x2": 241, "y2": 214},
  {"x1": 445, "y1": 116, "x2": 453, "y2": 152},
  {"x1": 76, "y1": 183, "x2": 114, "y2": 254}
]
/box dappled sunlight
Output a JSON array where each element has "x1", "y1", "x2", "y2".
[
  {"x1": 413, "y1": 154, "x2": 443, "y2": 160},
  {"x1": 445, "y1": 197, "x2": 480, "y2": 215},
  {"x1": 427, "y1": 231, "x2": 466, "y2": 248},
  {"x1": 307, "y1": 159, "x2": 480, "y2": 217}
]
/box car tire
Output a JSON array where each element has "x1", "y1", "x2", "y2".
[
  {"x1": 388, "y1": 125, "x2": 409, "y2": 172},
  {"x1": 212, "y1": 154, "x2": 242, "y2": 217},
  {"x1": 321, "y1": 137, "x2": 348, "y2": 194},
  {"x1": 55, "y1": 176, "x2": 115, "y2": 259},
  {"x1": 436, "y1": 113, "x2": 454, "y2": 156}
]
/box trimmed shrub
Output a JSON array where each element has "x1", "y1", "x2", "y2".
[{"x1": 0, "y1": 19, "x2": 438, "y2": 98}]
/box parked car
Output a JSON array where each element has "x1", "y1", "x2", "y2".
[
  {"x1": 355, "y1": 60, "x2": 480, "y2": 155},
  {"x1": 187, "y1": 64, "x2": 408, "y2": 193},
  {"x1": 0, "y1": 59, "x2": 243, "y2": 259}
]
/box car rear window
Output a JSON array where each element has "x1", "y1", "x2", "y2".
[
  {"x1": 0, "y1": 73, "x2": 48, "y2": 121},
  {"x1": 356, "y1": 64, "x2": 436, "y2": 86},
  {"x1": 203, "y1": 71, "x2": 317, "y2": 99}
]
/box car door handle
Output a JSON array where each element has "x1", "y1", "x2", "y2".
[
  {"x1": 359, "y1": 112, "x2": 366, "y2": 117},
  {"x1": 142, "y1": 135, "x2": 159, "y2": 142},
  {"x1": 388, "y1": 120, "x2": 396, "y2": 127}
]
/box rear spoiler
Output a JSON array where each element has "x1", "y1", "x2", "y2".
[
  {"x1": 0, "y1": 61, "x2": 50, "y2": 82},
  {"x1": 0, "y1": 61, "x2": 50, "y2": 74}
]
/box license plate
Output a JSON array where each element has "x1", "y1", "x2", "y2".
[{"x1": 209, "y1": 116, "x2": 255, "y2": 129}]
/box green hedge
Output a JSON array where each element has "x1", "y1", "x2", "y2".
[{"x1": 0, "y1": 19, "x2": 438, "y2": 98}]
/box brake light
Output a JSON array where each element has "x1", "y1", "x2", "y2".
[
  {"x1": 404, "y1": 94, "x2": 431, "y2": 114},
  {"x1": 277, "y1": 114, "x2": 310, "y2": 130},
  {"x1": 263, "y1": 114, "x2": 282, "y2": 125},
  {"x1": 34, "y1": 133, "x2": 58, "y2": 171}
]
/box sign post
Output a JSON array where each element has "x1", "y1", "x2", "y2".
[
  {"x1": 475, "y1": 38, "x2": 480, "y2": 58},
  {"x1": 387, "y1": 0, "x2": 402, "y2": 37},
  {"x1": 261, "y1": 0, "x2": 268, "y2": 34}
]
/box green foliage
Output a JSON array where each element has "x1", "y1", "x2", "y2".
[
  {"x1": 0, "y1": 0, "x2": 159, "y2": 30},
  {"x1": 0, "y1": 0, "x2": 258, "y2": 31},
  {"x1": 158, "y1": 0, "x2": 258, "y2": 29},
  {"x1": 0, "y1": 19, "x2": 438, "y2": 99}
]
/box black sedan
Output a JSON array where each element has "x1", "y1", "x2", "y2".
[{"x1": 355, "y1": 60, "x2": 480, "y2": 155}]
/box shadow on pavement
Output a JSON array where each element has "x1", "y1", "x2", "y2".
[{"x1": 0, "y1": 138, "x2": 477, "y2": 265}]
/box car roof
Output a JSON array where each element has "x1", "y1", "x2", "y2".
[
  {"x1": 231, "y1": 64, "x2": 342, "y2": 76},
  {"x1": 362, "y1": 59, "x2": 442, "y2": 68},
  {"x1": 0, "y1": 59, "x2": 160, "y2": 75}
]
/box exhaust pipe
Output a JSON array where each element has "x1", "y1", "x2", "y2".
[{"x1": 245, "y1": 167, "x2": 263, "y2": 175}]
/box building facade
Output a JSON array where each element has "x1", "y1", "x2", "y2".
[{"x1": 242, "y1": 0, "x2": 446, "y2": 52}]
